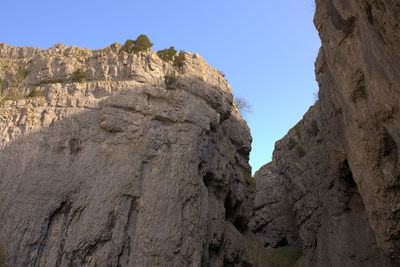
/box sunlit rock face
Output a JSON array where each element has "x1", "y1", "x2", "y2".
[
  {"x1": 251, "y1": 0, "x2": 400, "y2": 266},
  {"x1": 0, "y1": 42, "x2": 266, "y2": 266}
]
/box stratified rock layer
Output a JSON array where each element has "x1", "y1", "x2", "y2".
[
  {"x1": 0, "y1": 43, "x2": 264, "y2": 266},
  {"x1": 251, "y1": 0, "x2": 400, "y2": 266}
]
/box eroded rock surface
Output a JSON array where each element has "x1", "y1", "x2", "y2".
[
  {"x1": 0, "y1": 42, "x2": 263, "y2": 266},
  {"x1": 251, "y1": 0, "x2": 400, "y2": 266}
]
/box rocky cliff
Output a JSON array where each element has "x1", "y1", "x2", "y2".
[
  {"x1": 251, "y1": 0, "x2": 400, "y2": 266},
  {"x1": 2, "y1": 1, "x2": 400, "y2": 266},
  {"x1": 0, "y1": 42, "x2": 269, "y2": 266}
]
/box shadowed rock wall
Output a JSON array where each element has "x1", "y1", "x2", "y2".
[{"x1": 251, "y1": 0, "x2": 400, "y2": 266}]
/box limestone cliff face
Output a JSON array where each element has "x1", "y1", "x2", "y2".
[
  {"x1": 251, "y1": 0, "x2": 400, "y2": 266},
  {"x1": 0, "y1": 42, "x2": 265, "y2": 266}
]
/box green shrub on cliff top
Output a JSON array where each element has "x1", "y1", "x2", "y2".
[
  {"x1": 121, "y1": 35, "x2": 153, "y2": 54},
  {"x1": 121, "y1": 39, "x2": 135, "y2": 53},
  {"x1": 173, "y1": 50, "x2": 186, "y2": 68},
  {"x1": 157, "y1": 46, "x2": 177, "y2": 61},
  {"x1": 132, "y1": 34, "x2": 153, "y2": 53}
]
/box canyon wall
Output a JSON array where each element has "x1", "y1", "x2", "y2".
[
  {"x1": 251, "y1": 0, "x2": 400, "y2": 266},
  {"x1": 0, "y1": 43, "x2": 267, "y2": 266},
  {"x1": 1, "y1": 1, "x2": 400, "y2": 266}
]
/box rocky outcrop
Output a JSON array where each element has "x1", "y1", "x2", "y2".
[
  {"x1": 251, "y1": 0, "x2": 400, "y2": 266},
  {"x1": 0, "y1": 42, "x2": 266, "y2": 266}
]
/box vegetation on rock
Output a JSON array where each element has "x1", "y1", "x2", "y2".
[
  {"x1": 165, "y1": 73, "x2": 177, "y2": 90},
  {"x1": 234, "y1": 96, "x2": 252, "y2": 115},
  {"x1": 72, "y1": 68, "x2": 89, "y2": 83},
  {"x1": 1, "y1": 88, "x2": 42, "y2": 102},
  {"x1": 12, "y1": 66, "x2": 29, "y2": 88},
  {"x1": 121, "y1": 35, "x2": 153, "y2": 54},
  {"x1": 27, "y1": 88, "x2": 39, "y2": 98},
  {"x1": 16, "y1": 67, "x2": 28, "y2": 81},
  {"x1": 133, "y1": 34, "x2": 153, "y2": 53},
  {"x1": 157, "y1": 46, "x2": 177, "y2": 61},
  {"x1": 295, "y1": 124, "x2": 302, "y2": 140},
  {"x1": 121, "y1": 39, "x2": 135, "y2": 53},
  {"x1": 309, "y1": 120, "x2": 319, "y2": 136},
  {"x1": 295, "y1": 145, "x2": 306, "y2": 158},
  {"x1": 173, "y1": 50, "x2": 186, "y2": 68},
  {"x1": 288, "y1": 137, "x2": 297, "y2": 150}
]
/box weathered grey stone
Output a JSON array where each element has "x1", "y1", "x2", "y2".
[
  {"x1": 251, "y1": 0, "x2": 400, "y2": 266},
  {"x1": 249, "y1": 162, "x2": 300, "y2": 251},
  {"x1": 0, "y1": 43, "x2": 263, "y2": 266}
]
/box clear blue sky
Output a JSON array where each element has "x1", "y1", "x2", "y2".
[{"x1": 0, "y1": 0, "x2": 320, "y2": 173}]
